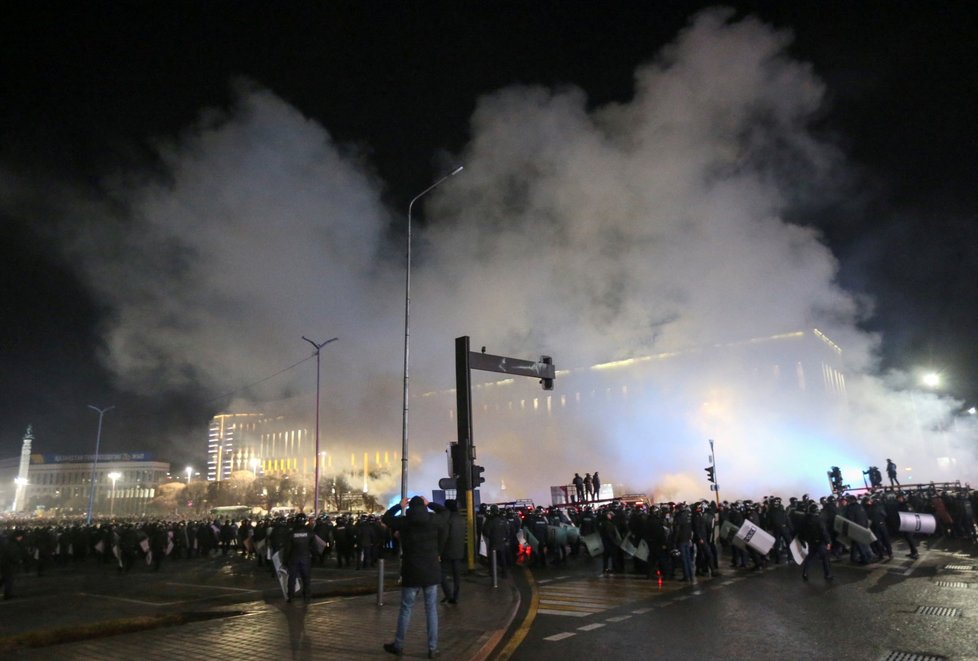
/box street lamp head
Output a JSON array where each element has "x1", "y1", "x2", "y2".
[{"x1": 450, "y1": 165, "x2": 464, "y2": 176}]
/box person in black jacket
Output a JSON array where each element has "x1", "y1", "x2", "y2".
[
  {"x1": 1, "y1": 529, "x2": 26, "y2": 600},
  {"x1": 800, "y1": 502, "x2": 833, "y2": 582},
  {"x1": 439, "y1": 499, "x2": 465, "y2": 604},
  {"x1": 383, "y1": 495, "x2": 446, "y2": 659},
  {"x1": 284, "y1": 514, "x2": 314, "y2": 603}
]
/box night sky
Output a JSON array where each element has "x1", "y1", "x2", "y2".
[{"x1": 2, "y1": 1, "x2": 977, "y2": 477}]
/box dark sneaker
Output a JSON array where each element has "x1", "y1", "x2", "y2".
[
  {"x1": 429, "y1": 649, "x2": 440, "y2": 659},
  {"x1": 383, "y1": 643, "x2": 403, "y2": 656}
]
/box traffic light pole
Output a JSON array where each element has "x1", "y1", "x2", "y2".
[
  {"x1": 455, "y1": 337, "x2": 477, "y2": 570},
  {"x1": 454, "y1": 336, "x2": 556, "y2": 571}
]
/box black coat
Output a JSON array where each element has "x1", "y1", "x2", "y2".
[
  {"x1": 383, "y1": 502, "x2": 446, "y2": 587},
  {"x1": 441, "y1": 511, "x2": 466, "y2": 560}
]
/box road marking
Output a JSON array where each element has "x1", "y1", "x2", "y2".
[
  {"x1": 605, "y1": 615, "x2": 631, "y2": 622},
  {"x1": 494, "y1": 566, "x2": 538, "y2": 661},
  {"x1": 78, "y1": 592, "x2": 181, "y2": 607},
  {"x1": 165, "y1": 582, "x2": 260, "y2": 593},
  {"x1": 540, "y1": 599, "x2": 612, "y2": 609},
  {"x1": 544, "y1": 632, "x2": 576, "y2": 642},
  {"x1": 632, "y1": 607, "x2": 653, "y2": 614},
  {"x1": 538, "y1": 609, "x2": 592, "y2": 617},
  {"x1": 578, "y1": 623, "x2": 606, "y2": 631}
]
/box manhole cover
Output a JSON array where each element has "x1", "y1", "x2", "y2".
[
  {"x1": 915, "y1": 605, "x2": 959, "y2": 617},
  {"x1": 883, "y1": 652, "x2": 946, "y2": 661},
  {"x1": 933, "y1": 581, "x2": 969, "y2": 588}
]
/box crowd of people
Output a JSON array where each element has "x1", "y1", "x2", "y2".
[
  {"x1": 474, "y1": 481, "x2": 978, "y2": 584},
  {"x1": 0, "y1": 511, "x2": 397, "y2": 601},
  {"x1": 2, "y1": 481, "x2": 976, "y2": 606}
]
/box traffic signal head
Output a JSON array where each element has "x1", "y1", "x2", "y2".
[
  {"x1": 472, "y1": 464, "x2": 486, "y2": 488},
  {"x1": 540, "y1": 355, "x2": 554, "y2": 390},
  {"x1": 705, "y1": 466, "x2": 715, "y2": 483},
  {"x1": 449, "y1": 443, "x2": 463, "y2": 478}
]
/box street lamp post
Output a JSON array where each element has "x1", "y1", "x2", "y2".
[
  {"x1": 302, "y1": 336, "x2": 338, "y2": 518},
  {"x1": 401, "y1": 165, "x2": 464, "y2": 500},
  {"x1": 85, "y1": 404, "x2": 114, "y2": 525},
  {"x1": 108, "y1": 472, "x2": 121, "y2": 516}
]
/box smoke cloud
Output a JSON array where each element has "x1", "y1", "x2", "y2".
[{"x1": 53, "y1": 10, "x2": 975, "y2": 504}]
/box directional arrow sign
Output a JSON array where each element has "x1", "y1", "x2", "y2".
[{"x1": 468, "y1": 352, "x2": 555, "y2": 379}]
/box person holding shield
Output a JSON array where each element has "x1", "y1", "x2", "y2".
[{"x1": 800, "y1": 502, "x2": 833, "y2": 583}]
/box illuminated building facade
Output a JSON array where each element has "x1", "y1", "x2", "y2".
[
  {"x1": 206, "y1": 412, "x2": 399, "y2": 484},
  {"x1": 18, "y1": 452, "x2": 170, "y2": 517}
]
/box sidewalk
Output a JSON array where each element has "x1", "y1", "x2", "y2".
[{"x1": 0, "y1": 561, "x2": 520, "y2": 660}]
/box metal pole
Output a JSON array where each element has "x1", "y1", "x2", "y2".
[
  {"x1": 377, "y1": 558, "x2": 385, "y2": 606},
  {"x1": 402, "y1": 166, "x2": 464, "y2": 501},
  {"x1": 491, "y1": 549, "x2": 498, "y2": 589},
  {"x1": 303, "y1": 336, "x2": 338, "y2": 519},
  {"x1": 710, "y1": 439, "x2": 720, "y2": 510},
  {"x1": 85, "y1": 405, "x2": 114, "y2": 524}
]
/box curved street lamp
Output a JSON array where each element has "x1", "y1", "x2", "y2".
[{"x1": 402, "y1": 165, "x2": 464, "y2": 500}]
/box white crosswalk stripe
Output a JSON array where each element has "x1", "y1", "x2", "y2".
[{"x1": 537, "y1": 576, "x2": 687, "y2": 617}]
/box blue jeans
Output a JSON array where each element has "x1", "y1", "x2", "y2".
[
  {"x1": 677, "y1": 541, "x2": 694, "y2": 580},
  {"x1": 395, "y1": 584, "x2": 438, "y2": 651}
]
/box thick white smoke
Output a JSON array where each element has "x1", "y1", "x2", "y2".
[{"x1": 57, "y1": 11, "x2": 975, "y2": 505}]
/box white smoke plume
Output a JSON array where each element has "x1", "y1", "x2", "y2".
[{"x1": 57, "y1": 10, "x2": 975, "y2": 505}]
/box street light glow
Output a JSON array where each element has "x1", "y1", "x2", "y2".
[
  {"x1": 922, "y1": 372, "x2": 941, "y2": 388},
  {"x1": 108, "y1": 471, "x2": 121, "y2": 516}
]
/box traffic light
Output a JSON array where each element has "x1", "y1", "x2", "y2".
[
  {"x1": 449, "y1": 443, "x2": 463, "y2": 478},
  {"x1": 540, "y1": 355, "x2": 554, "y2": 391},
  {"x1": 471, "y1": 464, "x2": 486, "y2": 488},
  {"x1": 705, "y1": 466, "x2": 715, "y2": 483}
]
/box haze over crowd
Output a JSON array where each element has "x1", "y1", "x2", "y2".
[{"x1": 6, "y1": 10, "x2": 974, "y2": 505}]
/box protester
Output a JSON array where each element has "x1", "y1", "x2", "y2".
[{"x1": 382, "y1": 495, "x2": 447, "y2": 659}]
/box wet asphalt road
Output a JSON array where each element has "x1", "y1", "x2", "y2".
[{"x1": 508, "y1": 536, "x2": 978, "y2": 661}]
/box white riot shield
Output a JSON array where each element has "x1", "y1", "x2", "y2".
[
  {"x1": 834, "y1": 515, "x2": 877, "y2": 545},
  {"x1": 634, "y1": 539, "x2": 650, "y2": 562},
  {"x1": 898, "y1": 512, "x2": 937, "y2": 535},
  {"x1": 719, "y1": 520, "x2": 747, "y2": 551},
  {"x1": 314, "y1": 535, "x2": 327, "y2": 555},
  {"x1": 272, "y1": 550, "x2": 299, "y2": 598},
  {"x1": 735, "y1": 520, "x2": 775, "y2": 556},
  {"x1": 581, "y1": 532, "x2": 604, "y2": 557},
  {"x1": 619, "y1": 535, "x2": 637, "y2": 557},
  {"x1": 789, "y1": 536, "x2": 808, "y2": 565}
]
